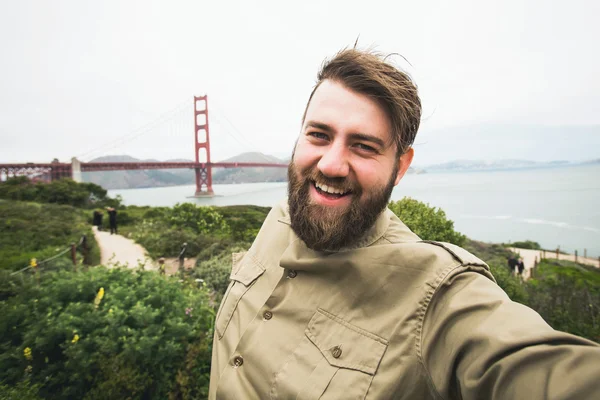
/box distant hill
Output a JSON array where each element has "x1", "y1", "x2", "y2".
[
  {"x1": 419, "y1": 159, "x2": 573, "y2": 172},
  {"x1": 212, "y1": 152, "x2": 287, "y2": 184},
  {"x1": 81, "y1": 153, "x2": 288, "y2": 189}
]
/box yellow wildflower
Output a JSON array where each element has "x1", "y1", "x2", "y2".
[
  {"x1": 94, "y1": 287, "x2": 105, "y2": 309},
  {"x1": 23, "y1": 347, "x2": 32, "y2": 361},
  {"x1": 71, "y1": 334, "x2": 80, "y2": 343}
]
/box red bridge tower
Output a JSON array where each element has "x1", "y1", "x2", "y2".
[{"x1": 194, "y1": 95, "x2": 213, "y2": 196}]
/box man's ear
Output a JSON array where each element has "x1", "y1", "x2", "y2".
[{"x1": 394, "y1": 147, "x2": 414, "y2": 186}]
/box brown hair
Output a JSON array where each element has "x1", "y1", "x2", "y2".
[{"x1": 302, "y1": 48, "x2": 422, "y2": 156}]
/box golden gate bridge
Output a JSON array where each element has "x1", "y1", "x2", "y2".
[{"x1": 0, "y1": 96, "x2": 288, "y2": 196}]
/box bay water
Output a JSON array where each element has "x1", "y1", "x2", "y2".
[{"x1": 109, "y1": 164, "x2": 600, "y2": 258}]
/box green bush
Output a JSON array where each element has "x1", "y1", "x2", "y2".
[
  {"x1": 0, "y1": 267, "x2": 214, "y2": 399},
  {"x1": 388, "y1": 197, "x2": 466, "y2": 246},
  {"x1": 0, "y1": 177, "x2": 119, "y2": 209},
  {"x1": 129, "y1": 220, "x2": 221, "y2": 259},
  {"x1": 526, "y1": 259, "x2": 600, "y2": 341},
  {"x1": 0, "y1": 378, "x2": 42, "y2": 400},
  {"x1": 167, "y1": 203, "x2": 229, "y2": 235},
  {"x1": 0, "y1": 201, "x2": 100, "y2": 272},
  {"x1": 218, "y1": 205, "x2": 270, "y2": 242},
  {"x1": 192, "y1": 242, "x2": 251, "y2": 303},
  {"x1": 506, "y1": 240, "x2": 542, "y2": 250}
]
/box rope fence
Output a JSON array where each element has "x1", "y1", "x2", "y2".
[{"x1": 10, "y1": 234, "x2": 90, "y2": 276}]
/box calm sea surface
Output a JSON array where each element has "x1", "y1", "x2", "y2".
[{"x1": 109, "y1": 164, "x2": 600, "y2": 258}]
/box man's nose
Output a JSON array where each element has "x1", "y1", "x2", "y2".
[{"x1": 317, "y1": 144, "x2": 349, "y2": 178}]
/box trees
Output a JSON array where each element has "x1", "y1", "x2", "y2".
[
  {"x1": 388, "y1": 197, "x2": 466, "y2": 246},
  {"x1": 0, "y1": 178, "x2": 119, "y2": 208}
]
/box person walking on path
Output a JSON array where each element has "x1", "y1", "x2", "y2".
[
  {"x1": 92, "y1": 209, "x2": 103, "y2": 231},
  {"x1": 517, "y1": 257, "x2": 525, "y2": 276},
  {"x1": 107, "y1": 207, "x2": 118, "y2": 235}
]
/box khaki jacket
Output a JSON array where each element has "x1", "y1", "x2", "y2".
[{"x1": 209, "y1": 202, "x2": 600, "y2": 399}]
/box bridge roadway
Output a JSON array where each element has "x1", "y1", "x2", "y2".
[
  {"x1": 79, "y1": 161, "x2": 289, "y2": 171},
  {"x1": 0, "y1": 161, "x2": 288, "y2": 172},
  {"x1": 0, "y1": 160, "x2": 289, "y2": 195}
]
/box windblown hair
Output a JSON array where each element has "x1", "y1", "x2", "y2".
[{"x1": 303, "y1": 48, "x2": 422, "y2": 156}]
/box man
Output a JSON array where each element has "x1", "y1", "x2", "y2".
[
  {"x1": 107, "y1": 207, "x2": 117, "y2": 234},
  {"x1": 517, "y1": 257, "x2": 525, "y2": 276},
  {"x1": 209, "y1": 49, "x2": 600, "y2": 399}
]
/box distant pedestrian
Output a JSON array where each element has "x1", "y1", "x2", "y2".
[
  {"x1": 508, "y1": 256, "x2": 518, "y2": 274},
  {"x1": 518, "y1": 257, "x2": 525, "y2": 276},
  {"x1": 93, "y1": 210, "x2": 103, "y2": 231},
  {"x1": 107, "y1": 207, "x2": 118, "y2": 235}
]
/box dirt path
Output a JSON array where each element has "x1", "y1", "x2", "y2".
[
  {"x1": 508, "y1": 247, "x2": 599, "y2": 280},
  {"x1": 93, "y1": 227, "x2": 156, "y2": 270}
]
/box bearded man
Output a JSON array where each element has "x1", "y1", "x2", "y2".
[{"x1": 208, "y1": 49, "x2": 600, "y2": 399}]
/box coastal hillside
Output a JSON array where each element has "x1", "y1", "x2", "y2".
[{"x1": 81, "y1": 152, "x2": 288, "y2": 189}]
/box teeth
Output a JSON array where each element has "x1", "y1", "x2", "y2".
[{"x1": 315, "y1": 181, "x2": 348, "y2": 195}]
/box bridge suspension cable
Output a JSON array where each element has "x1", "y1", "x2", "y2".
[
  {"x1": 76, "y1": 97, "x2": 191, "y2": 161},
  {"x1": 210, "y1": 99, "x2": 282, "y2": 163}
]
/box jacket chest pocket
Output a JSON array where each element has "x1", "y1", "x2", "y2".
[
  {"x1": 215, "y1": 252, "x2": 265, "y2": 339},
  {"x1": 270, "y1": 308, "x2": 388, "y2": 400}
]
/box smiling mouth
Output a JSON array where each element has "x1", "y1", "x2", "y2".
[{"x1": 312, "y1": 180, "x2": 352, "y2": 199}]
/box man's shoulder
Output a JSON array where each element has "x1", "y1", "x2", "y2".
[{"x1": 380, "y1": 208, "x2": 486, "y2": 267}]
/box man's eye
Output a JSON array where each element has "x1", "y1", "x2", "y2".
[
  {"x1": 355, "y1": 143, "x2": 377, "y2": 153},
  {"x1": 309, "y1": 132, "x2": 328, "y2": 140}
]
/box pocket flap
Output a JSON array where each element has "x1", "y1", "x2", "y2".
[
  {"x1": 305, "y1": 308, "x2": 388, "y2": 375},
  {"x1": 230, "y1": 252, "x2": 265, "y2": 286}
]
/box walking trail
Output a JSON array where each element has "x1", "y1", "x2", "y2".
[
  {"x1": 508, "y1": 247, "x2": 599, "y2": 280},
  {"x1": 93, "y1": 227, "x2": 156, "y2": 270}
]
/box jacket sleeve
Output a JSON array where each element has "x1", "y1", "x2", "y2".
[{"x1": 421, "y1": 271, "x2": 600, "y2": 400}]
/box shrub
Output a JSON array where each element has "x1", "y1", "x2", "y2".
[
  {"x1": 0, "y1": 178, "x2": 119, "y2": 209},
  {"x1": 192, "y1": 242, "x2": 251, "y2": 303},
  {"x1": 167, "y1": 203, "x2": 229, "y2": 235},
  {"x1": 218, "y1": 206, "x2": 270, "y2": 242},
  {"x1": 506, "y1": 240, "x2": 542, "y2": 250},
  {"x1": 0, "y1": 201, "x2": 100, "y2": 272},
  {"x1": 129, "y1": 220, "x2": 221, "y2": 259},
  {"x1": 526, "y1": 259, "x2": 600, "y2": 341},
  {"x1": 388, "y1": 197, "x2": 466, "y2": 246},
  {"x1": 0, "y1": 267, "x2": 214, "y2": 399}
]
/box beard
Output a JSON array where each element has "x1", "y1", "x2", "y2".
[{"x1": 287, "y1": 161, "x2": 397, "y2": 252}]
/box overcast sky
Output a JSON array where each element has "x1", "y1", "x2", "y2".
[{"x1": 1, "y1": 0, "x2": 599, "y2": 166}]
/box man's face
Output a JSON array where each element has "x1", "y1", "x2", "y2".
[{"x1": 288, "y1": 80, "x2": 413, "y2": 251}]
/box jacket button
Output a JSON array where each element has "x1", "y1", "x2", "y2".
[
  {"x1": 287, "y1": 270, "x2": 297, "y2": 278},
  {"x1": 263, "y1": 311, "x2": 273, "y2": 320},
  {"x1": 331, "y1": 346, "x2": 342, "y2": 359},
  {"x1": 233, "y1": 356, "x2": 244, "y2": 368}
]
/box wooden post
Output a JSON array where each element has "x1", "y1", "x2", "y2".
[
  {"x1": 584, "y1": 249, "x2": 587, "y2": 258},
  {"x1": 556, "y1": 247, "x2": 559, "y2": 260},
  {"x1": 575, "y1": 250, "x2": 578, "y2": 263},
  {"x1": 81, "y1": 235, "x2": 89, "y2": 266}
]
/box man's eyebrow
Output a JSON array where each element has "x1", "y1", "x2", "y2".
[
  {"x1": 305, "y1": 121, "x2": 334, "y2": 132},
  {"x1": 348, "y1": 133, "x2": 386, "y2": 148}
]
